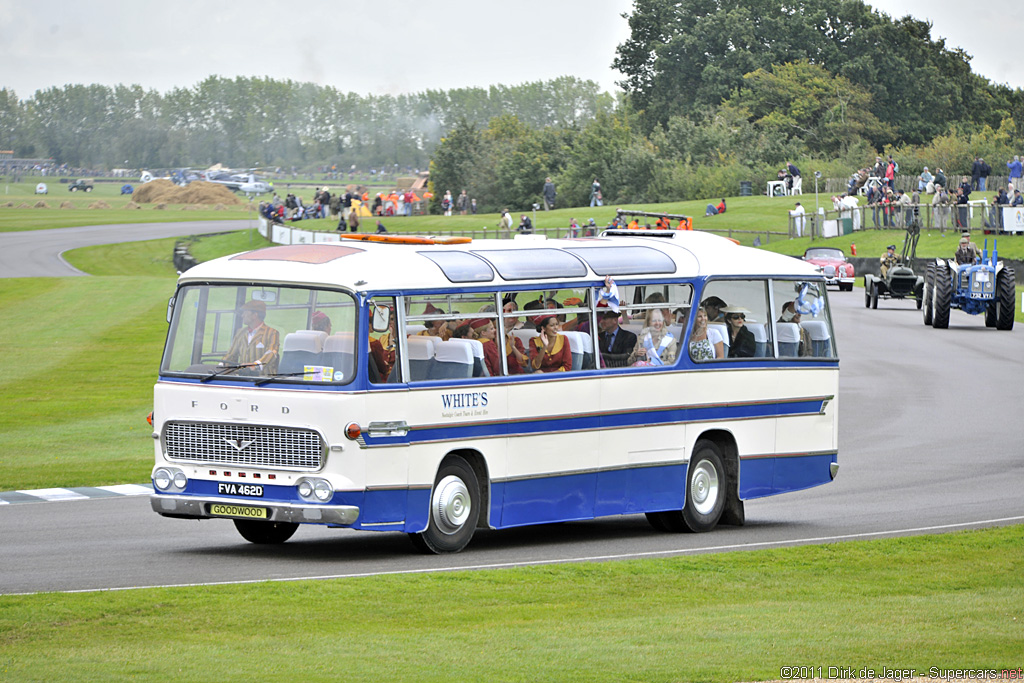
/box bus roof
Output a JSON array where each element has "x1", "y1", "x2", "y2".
[{"x1": 178, "y1": 232, "x2": 820, "y2": 292}]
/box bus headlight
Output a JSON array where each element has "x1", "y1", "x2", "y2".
[
  {"x1": 297, "y1": 478, "x2": 334, "y2": 503},
  {"x1": 153, "y1": 467, "x2": 187, "y2": 492},
  {"x1": 313, "y1": 479, "x2": 333, "y2": 502}
]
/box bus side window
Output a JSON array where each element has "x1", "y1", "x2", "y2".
[{"x1": 694, "y1": 281, "x2": 771, "y2": 361}]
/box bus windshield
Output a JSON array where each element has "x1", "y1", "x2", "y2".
[{"x1": 161, "y1": 283, "x2": 358, "y2": 384}]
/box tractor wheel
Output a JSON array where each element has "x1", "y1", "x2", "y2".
[
  {"x1": 932, "y1": 263, "x2": 952, "y2": 329},
  {"x1": 870, "y1": 282, "x2": 879, "y2": 309},
  {"x1": 985, "y1": 301, "x2": 997, "y2": 327},
  {"x1": 996, "y1": 267, "x2": 1016, "y2": 331},
  {"x1": 923, "y1": 265, "x2": 934, "y2": 326}
]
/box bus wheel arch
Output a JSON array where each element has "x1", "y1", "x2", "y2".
[
  {"x1": 409, "y1": 452, "x2": 485, "y2": 554},
  {"x1": 645, "y1": 430, "x2": 741, "y2": 533}
]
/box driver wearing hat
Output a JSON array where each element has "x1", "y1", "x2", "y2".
[
  {"x1": 220, "y1": 299, "x2": 280, "y2": 375},
  {"x1": 955, "y1": 232, "x2": 981, "y2": 265},
  {"x1": 880, "y1": 244, "x2": 899, "y2": 278}
]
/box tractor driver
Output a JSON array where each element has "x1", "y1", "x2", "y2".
[
  {"x1": 955, "y1": 233, "x2": 981, "y2": 265},
  {"x1": 879, "y1": 244, "x2": 899, "y2": 278}
]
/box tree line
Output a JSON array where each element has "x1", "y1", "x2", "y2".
[{"x1": 0, "y1": 76, "x2": 612, "y2": 173}]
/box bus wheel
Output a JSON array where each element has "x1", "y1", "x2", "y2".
[
  {"x1": 233, "y1": 519, "x2": 298, "y2": 544},
  {"x1": 410, "y1": 456, "x2": 480, "y2": 554},
  {"x1": 682, "y1": 441, "x2": 726, "y2": 532}
]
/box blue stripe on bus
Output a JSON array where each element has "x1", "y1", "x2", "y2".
[
  {"x1": 180, "y1": 451, "x2": 835, "y2": 531},
  {"x1": 361, "y1": 397, "x2": 829, "y2": 447}
]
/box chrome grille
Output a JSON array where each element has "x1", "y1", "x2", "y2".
[
  {"x1": 823, "y1": 265, "x2": 836, "y2": 278},
  {"x1": 164, "y1": 421, "x2": 324, "y2": 471}
]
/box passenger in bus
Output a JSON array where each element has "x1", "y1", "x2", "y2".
[
  {"x1": 688, "y1": 306, "x2": 724, "y2": 361},
  {"x1": 628, "y1": 308, "x2": 677, "y2": 367},
  {"x1": 559, "y1": 296, "x2": 589, "y2": 333},
  {"x1": 502, "y1": 299, "x2": 528, "y2": 374},
  {"x1": 778, "y1": 301, "x2": 812, "y2": 356},
  {"x1": 597, "y1": 300, "x2": 636, "y2": 368},
  {"x1": 529, "y1": 314, "x2": 572, "y2": 372},
  {"x1": 220, "y1": 299, "x2": 280, "y2": 375},
  {"x1": 311, "y1": 310, "x2": 332, "y2": 335},
  {"x1": 418, "y1": 304, "x2": 453, "y2": 341},
  {"x1": 722, "y1": 306, "x2": 756, "y2": 358},
  {"x1": 470, "y1": 318, "x2": 502, "y2": 376},
  {"x1": 701, "y1": 296, "x2": 727, "y2": 322}
]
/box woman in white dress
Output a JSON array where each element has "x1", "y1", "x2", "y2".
[
  {"x1": 687, "y1": 306, "x2": 724, "y2": 361},
  {"x1": 628, "y1": 308, "x2": 677, "y2": 366}
]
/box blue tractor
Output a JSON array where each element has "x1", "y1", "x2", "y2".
[{"x1": 922, "y1": 239, "x2": 1015, "y2": 330}]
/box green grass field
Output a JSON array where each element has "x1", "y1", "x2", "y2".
[{"x1": 1, "y1": 527, "x2": 1020, "y2": 680}]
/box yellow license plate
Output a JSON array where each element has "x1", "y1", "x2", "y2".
[{"x1": 209, "y1": 503, "x2": 267, "y2": 519}]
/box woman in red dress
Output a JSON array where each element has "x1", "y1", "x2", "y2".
[
  {"x1": 528, "y1": 314, "x2": 572, "y2": 373},
  {"x1": 469, "y1": 318, "x2": 502, "y2": 376}
]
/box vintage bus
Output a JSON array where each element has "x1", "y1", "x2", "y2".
[{"x1": 150, "y1": 230, "x2": 839, "y2": 553}]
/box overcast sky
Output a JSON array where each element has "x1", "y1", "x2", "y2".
[{"x1": 1, "y1": 0, "x2": 1022, "y2": 99}]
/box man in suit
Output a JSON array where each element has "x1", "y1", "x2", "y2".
[{"x1": 597, "y1": 301, "x2": 637, "y2": 368}]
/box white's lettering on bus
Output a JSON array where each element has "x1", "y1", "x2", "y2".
[{"x1": 441, "y1": 391, "x2": 489, "y2": 418}]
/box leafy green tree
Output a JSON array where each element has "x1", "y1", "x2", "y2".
[
  {"x1": 727, "y1": 61, "x2": 890, "y2": 157},
  {"x1": 428, "y1": 118, "x2": 484, "y2": 214}
]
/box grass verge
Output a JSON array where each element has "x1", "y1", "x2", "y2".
[{"x1": 1, "y1": 526, "x2": 1021, "y2": 681}]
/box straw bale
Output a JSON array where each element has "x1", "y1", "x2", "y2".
[{"x1": 132, "y1": 179, "x2": 242, "y2": 205}]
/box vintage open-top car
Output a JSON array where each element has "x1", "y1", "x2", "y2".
[{"x1": 802, "y1": 247, "x2": 855, "y2": 291}]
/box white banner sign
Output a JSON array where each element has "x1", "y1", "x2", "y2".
[{"x1": 1001, "y1": 207, "x2": 1024, "y2": 233}]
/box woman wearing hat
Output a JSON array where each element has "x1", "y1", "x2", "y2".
[
  {"x1": 529, "y1": 313, "x2": 572, "y2": 373},
  {"x1": 722, "y1": 306, "x2": 756, "y2": 358},
  {"x1": 469, "y1": 318, "x2": 502, "y2": 376}
]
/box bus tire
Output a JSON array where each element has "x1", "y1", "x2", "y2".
[
  {"x1": 410, "y1": 456, "x2": 480, "y2": 554},
  {"x1": 233, "y1": 519, "x2": 298, "y2": 544},
  {"x1": 681, "y1": 441, "x2": 726, "y2": 532}
]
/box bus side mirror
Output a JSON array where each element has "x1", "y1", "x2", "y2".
[
  {"x1": 166, "y1": 296, "x2": 175, "y2": 323},
  {"x1": 372, "y1": 305, "x2": 390, "y2": 332}
]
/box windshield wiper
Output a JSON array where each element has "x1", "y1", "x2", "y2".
[
  {"x1": 200, "y1": 364, "x2": 249, "y2": 382},
  {"x1": 253, "y1": 372, "x2": 312, "y2": 386}
]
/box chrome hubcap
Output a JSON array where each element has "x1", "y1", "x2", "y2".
[
  {"x1": 432, "y1": 475, "x2": 471, "y2": 534},
  {"x1": 690, "y1": 461, "x2": 720, "y2": 516}
]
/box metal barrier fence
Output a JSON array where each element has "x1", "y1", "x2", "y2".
[
  {"x1": 261, "y1": 219, "x2": 788, "y2": 245},
  {"x1": 788, "y1": 201, "x2": 1021, "y2": 240}
]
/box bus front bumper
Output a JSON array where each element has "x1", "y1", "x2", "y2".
[{"x1": 150, "y1": 494, "x2": 360, "y2": 525}]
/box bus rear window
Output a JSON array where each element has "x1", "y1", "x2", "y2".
[{"x1": 161, "y1": 284, "x2": 358, "y2": 384}]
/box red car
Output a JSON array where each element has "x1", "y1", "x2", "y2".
[{"x1": 803, "y1": 247, "x2": 855, "y2": 291}]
